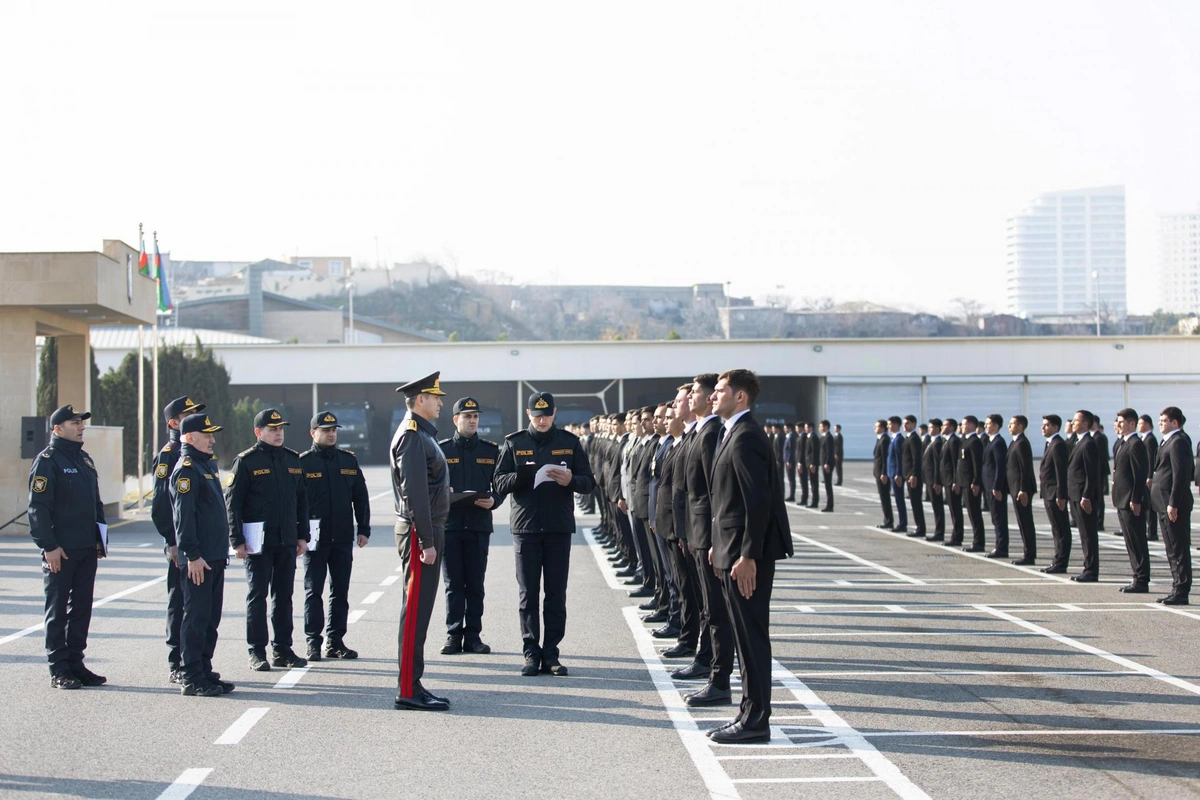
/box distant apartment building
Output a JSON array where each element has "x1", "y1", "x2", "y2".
[
  {"x1": 291, "y1": 255, "x2": 352, "y2": 279},
  {"x1": 1158, "y1": 210, "x2": 1200, "y2": 313},
  {"x1": 1005, "y1": 185, "x2": 1126, "y2": 319}
]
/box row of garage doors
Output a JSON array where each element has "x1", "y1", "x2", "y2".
[{"x1": 828, "y1": 378, "x2": 1200, "y2": 460}]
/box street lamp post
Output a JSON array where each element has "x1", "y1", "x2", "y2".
[
  {"x1": 347, "y1": 282, "x2": 355, "y2": 343},
  {"x1": 1091, "y1": 270, "x2": 1100, "y2": 336}
]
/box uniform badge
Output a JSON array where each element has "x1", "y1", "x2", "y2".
[
  {"x1": 323, "y1": 414, "x2": 335, "y2": 423},
  {"x1": 408, "y1": 419, "x2": 418, "y2": 431},
  {"x1": 534, "y1": 398, "x2": 549, "y2": 409},
  {"x1": 224, "y1": 472, "x2": 235, "y2": 487},
  {"x1": 464, "y1": 400, "x2": 477, "y2": 408},
  {"x1": 83, "y1": 457, "x2": 96, "y2": 470},
  {"x1": 155, "y1": 464, "x2": 168, "y2": 479},
  {"x1": 176, "y1": 477, "x2": 192, "y2": 494},
  {"x1": 32, "y1": 476, "x2": 48, "y2": 493}
]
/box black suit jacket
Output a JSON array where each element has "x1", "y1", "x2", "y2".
[
  {"x1": 834, "y1": 432, "x2": 844, "y2": 461},
  {"x1": 1152, "y1": 431, "x2": 1196, "y2": 514},
  {"x1": 902, "y1": 431, "x2": 923, "y2": 484},
  {"x1": 1095, "y1": 431, "x2": 1111, "y2": 477},
  {"x1": 710, "y1": 413, "x2": 793, "y2": 570},
  {"x1": 1143, "y1": 432, "x2": 1159, "y2": 481},
  {"x1": 654, "y1": 437, "x2": 684, "y2": 539},
  {"x1": 819, "y1": 432, "x2": 835, "y2": 469},
  {"x1": 922, "y1": 436, "x2": 943, "y2": 500},
  {"x1": 983, "y1": 435, "x2": 1008, "y2": 494},
  {"x1": 1067, "y1": 433, "x2": 1101, "y2": 504},
  {"x1": 804, "y1": 432, "x2": 817, "y2": 469},
  {"x1": 684, "y1": 417, "x2": 721, "y2": 549},
  {"x1": 1005, "y1": 434, "x2": 1035, "y2": 497},
  {"x1": 1040, "y1": 435, "x2": 1069, "y2": 502},
  {"x1": 1111, "y1": 434, "x2": 1148, "y2": 510},
  {"x1": 957, "y1": 434, "x2": 983, "y2": 488},
  {"x1": 795, "y1": 432, "x2": 808, "y2": 468},
  {"x1": 629, "y1": 435, "x2": 658, "y2": 519},
  {"x1": 941, "y1": 435, "x2": 961, "y2": 488},
  {"x1": 872, "y1": 434, "x2": 888, "y2": 481}
]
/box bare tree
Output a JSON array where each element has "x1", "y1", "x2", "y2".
[
  {"x1": 800, "y1": 295, "x2": 835, "y2": 312},
  {"x1": 949, "y1": 297, "x2": 989, "y2": 331}
]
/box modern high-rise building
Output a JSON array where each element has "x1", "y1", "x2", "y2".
[
  {"x1": 1005, "y1": 185, "x2": 1126, "y2": 319},
  {"x1": 1158, "y1": 210, "x2": 1200, "y2": 314}
]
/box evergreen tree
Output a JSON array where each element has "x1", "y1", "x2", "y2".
[{"x1": 36, "y1": 337, "x2": 57, "y2": 416}]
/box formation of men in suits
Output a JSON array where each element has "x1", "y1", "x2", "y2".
[
  {"x1": 774, "y1": 419, "x2": 840, "y2": 511},
  {"x1": 872, "y1": 406, "x2": 1194, "y2": 604}
]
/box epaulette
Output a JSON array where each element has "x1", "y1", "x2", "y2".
[
  {"x1": 182, "y1": 457, "x2": 193, "y2": 468},
  {"x1": 238, "y1": 447, "x2": 255, "y2": 458},
  {"x1": 342, "y1": 449, "x2": 355, "y2": 457},
  {"x1": 285, "y1": 447, "x2": 300, "y2": 456},
  {"x1": 482, "y1": 439, "x2": 498, "y2": 447},
  {"x1": 505, "y1": 430, "x2": 525, "y2": 440},
  {"x1": 408, "y1": 419, "x2": 418, "y2": 432},
  {"x1": 438, "y1": 438, "x2": 452, "y2": 445},
  {"x1": 39, "y1": 446, "x2": 54, "y2": 457},
  {"x1": 161, "y1": 443, "x2": 174, "y2": 453}
]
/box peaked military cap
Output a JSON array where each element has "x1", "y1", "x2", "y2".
[
  {"x1": 50, "y1": 404, "x2": 91, "y2": 426},
  {"x1": 452, "y1": 397, "x2": 480, "y2": 415},
  {"x1": 181, "y1": 413, "x2": 222, "y2": 434},
  {"x1": 254, "y1": 408, "x2": 290, "y2": 428},
  {"x1": 527, "y1": 391, "x2": 555, "y2": 417},
  {"x1": 396, "y1": 371, "x2": 447, "y2": 398},
  {"x1": 164, "y1": 395, "x2": 206, "y2": 421},
  {"x1": 311, "y1": 410, "x2": 342, "y2": 429}
]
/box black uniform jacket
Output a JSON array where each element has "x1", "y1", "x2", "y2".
[
  {"x1": 957, "y1": 434, "x2": 983, "y2": 488},
  {"x1": 872, "y1": 434, "x2": 889, "y2": 482},
  {"x1": 1040, "y1": 435, "x2": 1069, "y2": 502},
  {"x1": 922, "y1": 436, "x2": 943, "y2": 501},
  {"x1": 983, "y1": 435, "x2": 1009, "y2": 495},
  {"x1": 27, "y1": 435, "x2": 106, "y2": 552},
  {"x1": 709, "y1": 413, "x2": 793, "y2": 571},
  {"x1": 171, "y1": 445, "x2": 229, "y2": 564},
  {"x1": 494, "y1": 424, "x2": 595, "y2": 535},
  {"x1": 940, "y1": 435, "x2": 961, "y2": 488},
  {"x1": 1006, "y1": 434, "x2": 1036, "y2": 498},
  {"x1": 390, "y1": 413, "x2": 450, "y2": 550},
  {"x1": 1067, "y1": 433, "x2": 1102, "y2": 505},
  {"x1": 225, "y1": 440, "x2": 309, "y2": 550},
  {"x1": 654, "y1": 437, "x2": 684, "y2": 540},
  {"x1": 1111, "y1": 434, "x2": 1148, "y2": 510},
  {"x1": 902, "y1": 431, "x2": 924, "y2": 484},
  {"x1": 151, "y1": 429, "x2": 183, "y2": 546},
  {"x1": 684, "y1": 416, "x2": 721, "y2": 549},
  {"x1": 820, "y1": 432, "x2": 836, "y2": 471},
  {"x1": 630, "y1": 435, "x2": 659, "y2": 519},
  {"x1": 1152, "y1": 431, "x2": 1196, "y2": 514},
  {"x1": 438, "y1": 432, "x2": 502, "y2": 533},
  {"x1": 300, "y1": 445, "x2": 371, "y2": 543}
]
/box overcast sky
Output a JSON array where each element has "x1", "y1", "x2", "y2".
[{"x1": 2, "y1": 1, "x2": 1198, "y2": 315}]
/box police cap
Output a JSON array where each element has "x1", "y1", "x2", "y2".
[
  {"x1": 311, "y1": 410, "x2": 341, "y2": 429},
  {"x1": 164, "y1": 396, "x2": 206, "y2": 421},
  {"x1": 253, "y1": 408, "x2": 290, "y2": 428},
  {"x1": 396, "y1": 371, "x2": 447, "y2": 398},
  {"x1": 452, "y1": 397, "x2": 480, "y2": 415},
  {"x1": 181, "y1": 413, "x2": 222, "y2": 434},
  {"x1": 50, "y1": 404, "x2": 91, "y2": 426},
  {"x1": 528, "y1": 391, "x2": 555, "y2": 417}
]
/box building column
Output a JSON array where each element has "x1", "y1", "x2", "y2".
[
  {"x1": 0, "y1": 310, "x2": 38, "y2": 525},
  {"x1": 55, "y1": 334, "x2": 90, "y2": 411}
]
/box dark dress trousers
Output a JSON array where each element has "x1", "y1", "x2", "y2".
[
  {"x1": 1143, "y1": 432, "x2": 1159, "y2": 540},
  {"x1": 783, "y1": 431, "x2": 797, "y2": 501},
  {"x1": 150, "y1": 430, "x2": 185, "y2": 672},
  {"x1": 1040, "y1": 435, "x2": 1072, "y2": 570},
  {"x1": 872, "y1": 434, "x2": 894, "y2": 527},
  {"x1": 1067, "y1": 433, "x2": 1102, "y2": 577},
  {"x1": 710, "y1": 413, "x2": 793, "y2": 734},
  {"x1": 1151, "y1": 431, "x2": 1194, "y2": 598},
  {"x1": 958, "y1": 435, "x2": 985, "y2": 548},
  {"x1": 941, "y1": 435, "x2": 964, "y2": 543},
  {"x1": 436, "y1": 432, "x2": 498, "y2": 645},
  {"x1": 1005, "y1": 434, "x2": 1037, "y2": 560},
  {"x1": 982, "y1": 434, "x2": 1009, "y2": 555},
  {"x1": 922, "y1": 435, "x2": 945, "y2": 538},
  {"x1": 804, "y1": 432, "x2": 820, "y2": 507},
  {"x1": 834, "y1": 432, "x2": 844, "y2": 485},
  {"x1": 819, "y1": 432, "x2": 835, "y2": 511},
  {"x1": 1111, "y1": 434, "x2": 1149, "y2": 586}
]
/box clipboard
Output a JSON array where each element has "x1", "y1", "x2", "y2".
[
  {"x1": 449, "y1": 491, "x2": 484, "y2": 508},
  {"x1": 242, "y1": 521, "x2": 265, "y2": 554},
  {"x1": 96, "y1": 523, "x2": 108, "y2": 557}
]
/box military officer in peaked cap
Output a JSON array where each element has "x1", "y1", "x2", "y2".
[
  {"x1": 438, "y1": 396, "x2": 503, "y2": 656},
  {"x1": 225, "y1": 408, "x2": 311, "y2": 672},
  {"x1": 300, "y1": 410, "x2": 371, "y2": 663},
  {"x1": 151, "y1": 395, "x2": 206, "y2": 684},
  {"x1": 28, "y1": 404, "x2": 108, "y2": 690},
  {"x1": 391, "y1": 372, "x2": 452, "y2": 711},
  {"x1": 171, "y1": 413, "x2": 235, "y2": 696}
]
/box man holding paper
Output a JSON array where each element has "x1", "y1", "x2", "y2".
[
  {"x1": 171, "y1": 413, "x2": 235, "y2": 697},
  {"x1": 225, "y1": 408, "x2": 311, "y2": 672},
  {"x1": 300, "y1": 411, "x2": 371, "y2": 663},
  {"x1": 27, "y1": 404, "x2": 108, "y2": 690}
]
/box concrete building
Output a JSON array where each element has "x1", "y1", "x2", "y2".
[
  {"x1": 1006, "y1": 186, "x2": 1127, "y2": 320},
  {"x1": 290, "y1": 255, "x2": 351, "y2": 280},
  {"x1": 1158, "y1": 210, "x2": 1200, "y2": 314},
  {"x1": 0, "y1": 240, "x2": 158, "y2": 524}
]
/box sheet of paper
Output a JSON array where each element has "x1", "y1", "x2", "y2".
[
  {"x1": 242, "y1": 521, "x2": 265, "y2": 554},
  {"x1": 533, "y1": 464, "x2": 556, "y2": 487},
  {"x1": 307, "y1": 519, "x2": 320, "y2": 551},
  {"x1": 97, "y1": 523, "x2": 108, "y2": 556}
]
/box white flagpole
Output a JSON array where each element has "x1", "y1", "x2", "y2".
[
  {"x1": 137, "y1": 324, "x2": 145, "y2": 511},
  {"x1": 152, "y1": 231, "x2": 161, "y2": 457}
]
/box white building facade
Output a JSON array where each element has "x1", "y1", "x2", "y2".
[{"x1": 1158, "y1": 210, "x2": 1200, "y2": 314}]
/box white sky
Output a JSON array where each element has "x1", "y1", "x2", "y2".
[{"x1": 2, "y1": 1, "x2": 1198, "y2": 315}]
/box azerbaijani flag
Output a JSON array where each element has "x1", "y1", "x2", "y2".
[
  {"x1": 138, "y1": 226, "x2": 151, "y2": 277},
  {"x1": 154, "y1": 236, "x2": 173, "y2": 313}
]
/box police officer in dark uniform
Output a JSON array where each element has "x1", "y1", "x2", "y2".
[
  {"x1": 392, "y1": 372, "x2": 451, "y2": 711},
  {"x1": 171, "y1": 413, "x2": 235, "y2": 697},
  {"x1": 438, "y1": 396, "x2": 503, "y2": 656},
  {"x1": 151, "y1": 395, "x2": 206, "y2": 684},
  {"x1": 493, "y1": 391, "x2": 596, "y2": 677},
  {"x1": 300, "y1": 410, "x2": 371, "y2": 662},
  {"x1": 28, "y1": 404, "x2": 108, "y2": 690},
  {"x1": 225, "y1": 408, "x2": 310, "y2": 672}
]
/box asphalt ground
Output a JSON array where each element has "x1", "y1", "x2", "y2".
[{"x1": 1, "y1": 463, "x2": 1199, "y2": 799}]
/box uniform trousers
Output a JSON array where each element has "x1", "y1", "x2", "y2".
[
  {"x1": 785, "y1": 466, "x2": 796, "y2": 501},
  {"x1": 1011, "y1": 495, "x2": 1037, "y2": 559},
  {"x1": 822, "y1": 470, "x2": 834, "y2": 511},
  {"x1": 928, "y1": 488, "x2": 945, "y2": 538},
  {"x1": 907, "y1": 481, "x2": 924, "y2": 531},
  {"x1": 633, "y1": 515, "x2": 661, "y2": 597},
  {"x1": 441, "y1": 531, "x2": 490, "y2": 642},
  {"x1": 720, "y1": 559, "x2": 776, "y2": 732},
  {"x1": 397, "y1": 523, "x2": 443, "y2": 698},
  {"x1": 1147, "y1": 501, "x2": 1159, "y2": 540},
  {"x1": 43, "y1": 546, "x2": 97, "y2": 671},
  {"x1": 165, "y1": 547, "x2": 184, "y2": 669},
  {"x1": 667, "y1": 541, "x2": 699, "y2": 647},
  {"x1": 513, "y1": 532, "x2": 571, "y2": 663},
  {"x1": 1044, "y1": 498, "x2": 1072, "y2": 569},
  {"x1": 965, "y1": 489, "x2": 985, "y2": 548},
  {"x1": 986, "y1": 493, "x2": 1009, "y2": 554},
  {"x1": 1159, "y1": 510, "x2": 1193, "y2": 597},
  {"x1": 304, "y1": 540, "x2": 355, "y2": 648},
  {"x1": 1071, "y1": 500, "x2": 1100, "y2": 577},
  {"x1": 946, "y1": 489, "x2": 964, "y2": 543},
  {"x1": 892, "y1": 480, "x2": 908, "y2": 528},
  {"x1": 807, "y1": 468, "x2": 820, "y2": 507},
  {"x1": 693, "y1": 548, "x2": 734, "y2": 689},
  {"x1": 1117, "y1": 508, "x2": 1149, "y2": 585},
  {"x1": 652, "y1": 533, "x2": 681, "y2": 624},
  {"x1": 179, "y1": 559, "x2": 225, "y2": 683},
  {"x1": 835, "y1": 459, "x2": 843, "y2": 485},
  {"x1": 876, "y1": 478, "x2": 894, "y2": 526},
  {"x1": 245, "y1": 545, "x2": 297, "y2": 651},
  {"x1": 799, "y1": 465, "x2": 810, "y2": 505}
]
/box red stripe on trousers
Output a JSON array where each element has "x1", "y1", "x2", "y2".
[{"x1": 400, "y1": 533, "x2": 423, "y2": 697}]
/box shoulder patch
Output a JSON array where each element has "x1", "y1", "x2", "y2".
[
  {"x1": 238, "y1": 447, "x2": 255, "y2": 458},
  {"x1": 161, "y1": 443, "x2": 174, "y2": 453},
  {"x1": 343, "y1": 449, "x2": 355, "y2": 457},
  {"x1": 155, "y1": 464, "x2": 168, "y2": 479},
  {"x1": 438, "y1": 438, "x2": 452, "y2": 445},
  {"x1": 408, "y1": 419, "x2": 418, "y2": 431},
  {"x1": 182, "y1": 457, "x2": 193, "y2": 468},
  {"x1": 176, "y1": 477, "x2": 192, "y2": 494},
  {"x1": 32, "y1": 476, "x2": 48, "y2": 493},
  {"x1": 505, "y1": 431, "x2": 524, "y2": 440},
  {"x1": 285, "y1": 447, "x2": 300, "y2": 456},
  {"x1": 482, "y1": 439, "x2": 498, "y2": 447}
]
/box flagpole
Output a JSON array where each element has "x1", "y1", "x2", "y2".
[
  {"x1": 152, "y1": 230, "x2": 161, "y2": 457},
  {"x1": 137, "y1": 324, "x2": 145, "y2": 511}
]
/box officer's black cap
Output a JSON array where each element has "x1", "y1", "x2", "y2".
[
  {"x1": 528, "y1": 391, "x2": 555, "y2": 417},
  {"x1": 181, "y1": 413, "x2": 222, "y2": 434},
  {"x1": 311, "y1": 410, "x2": 341, "y2": 429},
  {"x1": 452, "y1": 397, "x2": 480, "y2": 415},
  {"x1": 164, "y1": 395, "x2": 206, "y2": 421},
  {"x1": 396, "y1": 371, "x2": 447, "y2": 398},
  {"x1": 50, "y1": 404, "x2": 90, "y2": 426},
  {"x1": 253, "y1": 408, "x2": 290, "y2": 428}
]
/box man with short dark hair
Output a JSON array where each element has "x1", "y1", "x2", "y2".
[
  {"x1": 940, "y1": 419, "x2": 963, "y2": 546},
  {"x1": 1006, "y1": 415, "x2": 1036, "y2": 564},
  {"x1": 1138, "y1": 414, "x2": 1160, "y2": 541},
  {"x1": 833, "y1": 424, "x2": 844, "y2": 486},
  {"x1": 804, "y1": 421, "x2": 820, "y2": 509},
  {"x1": 901, "y1": 415, "x2": 925, "y2": 536},
  {"x1": 796, "y1": 422, "x2": 810, "y2": 506},
  {"x1": 1067, "y1": 410, "x2": 1102, "y2": 582},
  {"x1": 1040, "y1": 415, "x2": 1071, "y2": 573},
  {"x1": 818, "y1": 420, "x2": 835, "y2": 512},
  {"x1": 922, "y1": 418, "x2": 945, "y2": 541},
  {"x1": 1112, "y1": 408, "x2": 1149, "y2": 593},
  {"x1": 1152, "y1": 406, "x2": 1193, "y2": 605},
  {"x1": 981, "y1": 414, "x2": 1009, "y2": 558},
  {"x1": 872, "y1": 420, "x2": 894, "y2": 530},
  {"x1": 887, "y1": 416, "x2": 908, "y2": 532},
  {"x1": 783, "y1": 424, "x2": 797, "y2": 502},
  {"x1": 959, "y1": 416, "x2": 986, "y2": 552}
]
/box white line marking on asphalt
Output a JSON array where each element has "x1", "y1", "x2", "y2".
[
  {"x1": 1149, "y1": 603, "x2": 1200, "y2": 621},
  {"x1": 155, "y1": 768, "x2": 213, "y2": 800},
  {"x1": 718, "y1": 753, "x2": 860, "y2": 761},
  {"x1": 582, "y1": 527, "x2": 627, "y2": 590},
  {"x1": 1058, "y1": 603, "x2": 1083, "y2": 611},
  {"x1": 884, "y1": 604, "x2": 905, "y2": 613},
  {"x1": 771, "y1": 630, "x2": 1038, "y2": 639},
  {"x1": 381, "y1": 575, "x2": 399, "y2": 586},
  {"x1": 788, "y1": 727, "x2": 1200, "y2": 739},
  {"x1": 733, "y1": 777, "x2": 884, "y2": 785},
  {"x1": 977, "y1": 605, "x2": 1200, "y2": 697},
  {"x1": 369, "y1": 490, "x2": 392, "y2": 501},
  {"x1": 834, "y1": 579, "x2": 852, "y2": 586},
  {"x1": 796, "y1": 605, "x2": 815, "y2": 613},
  {"x1": 395, "y1": 565, "x2": 404, "y2": 572},
  {"x1": 793, "y1": 533, "x2": 926, "y2": 585},
  {"x1": 982, "y1": 579, "x2": 1002, "y2": 585},
  {"x1": 137, "y1": 542, "x2": 153, "y2": 547},
  {"x1": 348, "y1": 609, "x2": 366, "y2": 624},
  {"x1": 274, "y1": 667, "x2": 310, "y2": 689},
  {"x1": 622, "y1": 606, "x2": 738, "y2": 799},
  {"x1": 362, "y1": 591, "x2": 384, "y2": 604},
  {"x1": 0, "y1": 574, "x2": 168, "y2": 646},
  {"x1": 864, "y1": 524, "x2": 1074, "y2": 583},
  {"x1": 796, "y1": 668, "x2": 1141, "y2": 679},
  {"x1": 214, "y1": 708, "x2": 270, "y2": 745}
]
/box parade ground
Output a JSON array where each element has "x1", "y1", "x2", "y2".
[{"x1": 2, "y1": 463, "x2": 1199, "y2": 799}]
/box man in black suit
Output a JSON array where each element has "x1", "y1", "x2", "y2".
[
  {"x1": 706, "y1": 369, "x2": 792, "y2": 744},
  {"x1": 804, "y1": 422, "x2": 820, "y2": 509},
  {"x1": 1112, "y1": 408, "x2": 1150, "y2": 593},
  {"x1": 901, "y1": 415, "x2": 926, "y2": 537},
  {"x1": 887, "y1": 416, "x2": 908, "y2": 532},
  {"x1": 1139, "y1": 414, "x2": 1160, "y2": 541},
  {"x1": 872, "y1": 420, "x2": 894, "y2": 529},
  {"x1": 1094, "y1": 419, "x2": 1111, "y2": 532},
  {"x1": 941, "y1": 419, "x2": 964, "y2": 546},
  {"x1": 922, "y1": 418, "x2": 945, "y2": 541},
  {"x1": 1039, "y1": 415, "x2": 1072, "y2": 573},
  {"x1": 783, "y1": 424, "x2": 797, "y2": 502},
  {"x1": 958, "y1": 416, "x2": 986, "y2": 552},
  {"x1": 981, "y1": 414, "x2": 1009, "y2": 558},
  {"x1": 769, "y1": 425, "x2": 785, "y2": 486},
  {"x1": 818, "y1": 420, "x2": 836, "y2": 512},
  {"x1": 1152, "y1": 406, "x2": 1193, "y2": 605},
  {"x1": 1006, "y1": 415, "x2": 1037, "y2": 565},
  {"x1": 833, "y1": 424, "x2": 844, "y2": 486},
  {"x1": 1067, "y1": 410, "x2": 1102, "y2": 582},
  {"x1": 795, "y1": 424, "x2": 810, "y2": 507}
]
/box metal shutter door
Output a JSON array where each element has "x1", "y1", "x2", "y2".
[
  {"x1": 827, "y1": 382, "x2": 921, "y2": 460},
  {"x1": 1026, "y1": 381, "x2": 1125, "y2": 457}
]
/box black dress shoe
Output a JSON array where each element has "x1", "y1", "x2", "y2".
[
  {"x1": 642, "y1": 611, "x2": 668, "y2": 624},
  {"x1": 638, "y1": 600, "x2": 658, "y2": 611},
  {"x1": 876, "y1": 523, "x2": 893, "y2": 529},
  {"x1": 415, "y1": 681, "x2": 450, "y2": 705},
  {"x1": 808, "y1": 504, "x2": 819, "y2": 509},
  {"x1": 248, "y1": 649, "x2": 271, "y2": 671},
  {"x1": 1071, "y1": 573, "x2": 1098, "y2": 583},
  {"x1": 661, "y1": 643, "x2": 696, "y2": 659},
  {"x1": 440, "y1": 637, "x2": 463, "y2": 655},
  {"x1": 325, "y1": 641, "x2": 358, "y2": 659},
  {"x1": 906, "y1": 531, "x2": 925, "y2": 537},
  {"x1": 706, "y1": 720, "x2": 739, "y2": 738},
  {"x1": 926, "y1": 535, "x2": 945, "y2": 542},
  {"x1": 685, "y1": 684, "x2": 733, "y2": 707},
  {"x1": 943, "y1": 540, "x2": 962, "y2": 547},
  {"x1": 1161, "y1": 595, "x2": 1190, "y2": 606},
  {"x1": 307, "y1": 643, "x2": 323, "y2": 662},
  {"x1": 1042, "y1": 566, "x2": 1067, "y2": 574},
  {"x1": 520, "y1": 656, "x2": 540, "y2": 677},
  {"x1": 271, "y1": 649, "x2": 308, "y2": 668},
  {"x1": 671, "y1": 662, "x2": 711, "y2": 680},
  {"x1": 614, "y1": 568, "x2": 636, "y2": 578},
  {"x1": 463, "y1": 639, "x2": 491, "y2": 655},
  {"x1": 628, "y1": 587, "x2": 654, "y2": 598},
  {"x1": 891, "y1": 526, "x2": 907, "y2": 533},
  {"x1": 1011, "y1": 558, "x2": 1035, "y2": 565},
  {"x1": 541, "y1": 659, "x2": 569, "y2": 676},
  {"x1": 652, "y1": 625, "x2": 681, "y2": 639},
  {"x1": 69, "y1": 664, "x2": 107, "y2": 686},
  {"x1": 985, "y1": 550, "x2": 1009, "y2": 559},
  {"x1": 820, "y1": 508, "x2": 833, "y2": 513},
  {"x1": 962, "y1": 546, "x2": 985, "y2": 553},
  {"x1": 393, "y1": 694, "x2": 449, "y2": 711},
  {"x1": 623, "y1": 577, "x2": 643, "y2": 586},
  {"x1": 1119, "y1": 583, "x2": 1149, "y2": 593},
  {"x1": 50, "y1": 671, "x2": 81, "y2": 690},
  {"x1": 709, "y1": 722, "x2": 770, "y2": 744}
]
